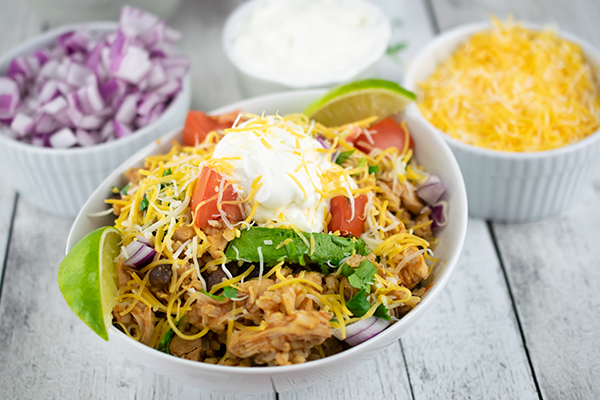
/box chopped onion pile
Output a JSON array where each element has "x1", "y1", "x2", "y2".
[
  {"x1": 416, "y1": 174, "x2": 448, "y2": 229},
  {"x1": 123, "y1": 237, "x2": 156, "y2": 268},
  {"x1": 0, "y1": 6, "x2": 189, "y2": 148}
]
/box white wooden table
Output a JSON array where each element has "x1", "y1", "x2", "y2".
[{"x1": 1, "y1": 1, "x2": 599, "y2": 399}]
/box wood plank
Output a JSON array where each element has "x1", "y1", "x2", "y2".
[
  {"x1": 493, "y1": 170, "x2": 600, "y2": 400},
  {"x1": 0, "y1": 0, "x2": 42, "y2": 292},
  {"x1": 430, "y1": 0, "x2": 600, "y2": 47},
  {"x1": 429, "y1": 1, "x2": 600, "y2": 398},
  {"x1": 279, "y1": 343, "x2": 412, "y2": 400},
  {"x1": 0, "y1": 198, "x2": 275, "y2": 400},
  {"x1": 169, "y1": 0, "x2": 244, "y2": 111},
  {"x1": 401, "y1": 219, "x2": 539, "y2": 399}
]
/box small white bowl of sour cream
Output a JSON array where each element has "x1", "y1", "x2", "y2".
[{"x1": 222, "y1": 0, "x2": 392, "y2": 97}]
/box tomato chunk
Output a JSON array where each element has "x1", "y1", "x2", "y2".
[
  {"x1": 353, "y1": 118, "x2": 414, "y2": 154},
  {"x1": 182, "y1": 111, "x2": 235, "y2": 147},
  {"x1": 190, "y1": 166, "x2": 244, "y2": 228},
  {"x1": 328, "y1": 195, "x2": 368, "y2": 237}
]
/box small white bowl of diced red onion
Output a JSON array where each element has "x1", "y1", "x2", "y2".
[{"x1": 0, "y1": 6, "x2": 191, "y2": 217}]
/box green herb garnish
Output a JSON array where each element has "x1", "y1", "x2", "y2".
[
  {"x1": 201, "y1": 290, "x2": 225, "y2": 301},
  {"x1": 346, "y1": 289, "x2": 370, "y2": 317},
  {"x1": 347, "y1": 259, "x2": 378, "y2": 291},
  {"x1": 340, "y1": 264, "x2": 355, "y2": 277},
  {"x1": 368, "y1": 165, "x2": 379, "y2": 175},
  {"x1": 335, "y1": 149, "x2": 355, "y2": 165},
  {"x1": 162, "y1": 168, "x2": 173, "y2": 177},
  {"x1": 139, "y1": 195, "x2": 149, "y2": 212},
  {"x1": 157, "y1": 318, "x2": 182, "y2": 354},
  {"x1": 386, "y1": 41, "x2": 407, "y2": 57},
  {"x1": 223, "y1": 286, "x2": 238, "y2": 299},
  {"x1": 120, "y1": 183, "x2": 130, "y2": 195},
  {"x1": 374, "y1": 304, "x2": 391, "y2": 321}
]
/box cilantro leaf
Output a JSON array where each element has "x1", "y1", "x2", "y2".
[
  {"x1": 346, "y1": 289, "x2": 370, "y2": 317},
  {"x1": 386, "y1": 41, "x2": 407, "y2": 56},
  {"x1": 340, "y1": 264, "x2": 355, "y2": 277},
  {"x1": 120, "y1": 183, "x2": 130, "y2": 195},
  {"x1": 347, "y1": 259, "x2": 378, "y2": 291},
  {"x1": 374, "y1": 304, "x2": 391, "y2": 321},
  {"x1": 368, "y1": 165, "x2": 379, "y2": 175},
  {"x1": 157, "y1": 318, "x2": 182, "y2": 354},
  {"x1": 223, "y1": 286, "x2": 238, "y2": 299},
  {"x1": 139, "y1": 195, "x2": 149, "y2": 212},
  {"x1": 201, "y1": 290, "x2": 225, "y2": 301},
  {"x1": 357, "y1": 157, "x2": 367, "y2": 168},
  {"x1": 335, "y1": 149, "x2": 355, "y2": 165},
  {"x1": 162, "y1": 168, "x2": 173, "y2": 177}
]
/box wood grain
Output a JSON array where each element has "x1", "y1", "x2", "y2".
[
  {"x1": 401, "y1": 219, "x2": 539, "y2": 400},
  {"x1": 0, "y1": 0, "x2": 41, "y2": 288},
  {"x1": 493, "y1": 171, "x2": 600, "y2": 400}
]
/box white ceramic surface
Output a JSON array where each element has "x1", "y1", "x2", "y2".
[
  {"x1": 221, "y1": 0, "x2": 391, "y2": 98},
  {"x1": 0, "y1": 22, "x2": 191, "y2": 217},
  {"x1": 404, "y1": 22, "x2": 600, "y2": 222},
  {"x1": 65, "y1": 90, "x2": 468, "y2": 393}
]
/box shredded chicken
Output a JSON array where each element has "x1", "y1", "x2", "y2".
[
  {"x1": 400, "y1": 181, "x2": 424, "y2": 214},
  {"x1": 228, "y1": 310, "x2": 332, "y2": 366},
  {"x1": 203, "y1": 226, "x2": 231, "y2": 259},
  {"x1": 113, "y1": 302, "x2": 155, "y2": 345},
  {"x1": 187, "y1": 294, "x2": 233, "y2": 333},
  {"x1": 398, "y1": 246, "x2": 429, "y2": 289},
  {"x1": 169, "y1": 335, "x2": 209, "y2": 361}
]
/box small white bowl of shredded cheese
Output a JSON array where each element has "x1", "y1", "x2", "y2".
[
  {"x1": 222, "y1": 0, "x2": 391, "y2": 97},
  {"x1": 404, "y1": 20, "x2": 600, "y2": 222}
]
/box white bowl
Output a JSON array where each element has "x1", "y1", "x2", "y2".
[
  {"x1": 65, "y1": 89, "x2": 468, "y2": 393},
  {"x1": 404, "y1": 22, "x2": 600, "y2": 222},
  {"x1": 0, "y1": 22, "x2": 191, "y2": 217},
  {"x1": 222, "y1": 0, "x2": 391, "y2": 98}
]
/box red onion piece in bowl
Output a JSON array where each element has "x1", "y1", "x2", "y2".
[{"x1": 416, "y1": 174, "x2": 446, "y2": 205}]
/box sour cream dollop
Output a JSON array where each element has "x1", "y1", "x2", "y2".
[
  {"x1": 211, "y1": 116, "x2": 349, "y2": 232},
  {"x1": 229, "y1": 0, "x2": 391, "y2": 87}
]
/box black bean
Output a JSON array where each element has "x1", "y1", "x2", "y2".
[
  {"x1": 149, "y1": 264, "x2": 172, "y2": 289},
  {"x1": 205, "y1": 267, "x2": 228, "y2": 292}
]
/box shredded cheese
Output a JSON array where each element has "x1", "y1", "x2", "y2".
[{"x1": 418, "y1": 17, "x2": 600, "y2": 152}]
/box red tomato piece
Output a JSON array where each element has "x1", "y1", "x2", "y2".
[
  {"x1": 182, "y1": 111, "x2": 235, "y2": 147},
  {"x1": 190, "y1": 166, "x2": 244, "y2": 228},
  {"x1": 352, "y1": 118, "x2": 414, "y2": 154},
  {"x1": 328, "y1": 194, "x2": 368, "y2": 237}
]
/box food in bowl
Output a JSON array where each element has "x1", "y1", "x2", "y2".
[
  {"x1": 222, "y1": 0, "x2": 391, "y2": 97},
  {"x1": 59, "y1": 82, "x2": 451, "y2": 367},
  {"x1": 417, "y1": 17, "x2": 600, "y2": 152},
  {"x1": 0, "y1": 6, "x2": 188, "y2": 148}
]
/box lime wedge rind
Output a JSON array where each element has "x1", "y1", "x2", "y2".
[
  {"x1": 304, "y1": 79, "x2": 416, "y2": 127},
  {"x1": 58, "y1": 226, "x2": 121, "y2": 341}
]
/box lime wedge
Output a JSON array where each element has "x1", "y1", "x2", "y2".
[
  {"x1": 58, "y1": 226, "x2": 121, "y2": 341},
  {"x1": 304, "y1": 79, "x2": 416, "y2": 127}
]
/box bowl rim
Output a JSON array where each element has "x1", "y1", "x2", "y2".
[
  {"x1": 0, "y1": 21, "x2": 191, "y2": 156},
  {"x1": 403, "y1": 20, "x2": 600, "y2": 160},
  {"x1": 68, "y1": 88, "x2": 468, "y2": 375},
  {"x1": 221, "y1": 0, "x2": 392, "y2": 89}
]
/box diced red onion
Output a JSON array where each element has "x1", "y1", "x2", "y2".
[
  {"x1": 42, "y1": 96, "x2": 67, "y2": 114},
  {"x1": 0, "y1": 6, "x2": 186, "y2": 148},
  {"x1": 0, "y1": 77, "x2": 20, "y2": 118},
  {"x1": 49, "y1": 127, "x2": 77, "y2": 148},
  {"x1": 113, "y1": 120, "x2": 132, "y2": 138},
  {"x1": 344, "y1": 316, "x2": 391, "y2": 346},
  {"x1": 115, "y1": 93, "x2": 137, "y2": 124},
  {"x1": 315, "y1": 134, "x2": 330, "y2": 149},
  {"x1": 34, "y1": 114, "x2": 58, "y2": 134},
  {"x1": 431, "y1": 200, "x2": 448, "y2": 229},
  {"x1": 10, "y1": 113, "x2": 34, "y2": 137},
  {"x1": 124, "y1": 239, "x2": 156, "y2": 268},
  {"x1": 120, "y1": 6, "x2": 159, "y2": 38},
  {"x1": 111, "y1": 45, "x2": 152, "y2": 84},
  {"x1": 416, "y1": 175, "x2": 446, "y2": 206},
  {"x1": 75, "y1": 129, "x2": 98, "y2": 147}
]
